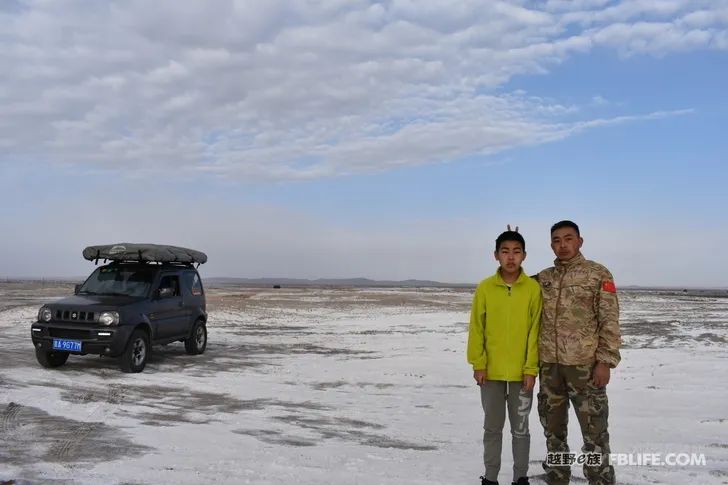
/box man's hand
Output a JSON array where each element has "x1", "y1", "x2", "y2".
[
  {"x1": 507, "y1": 224, "x2": 519, "y2": 233},
  {"x1": 592, "y1": 362, "x2": 611, "y2": 387},
  {"x1": 522, "y1": 374, "x2": 535, "y2": 392},
  {"x1": 473, "y1": 370, "x2": 487, "y2": 386}
]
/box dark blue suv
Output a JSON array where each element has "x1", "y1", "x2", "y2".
[{"x1": 31, "y1": 244, "x2": 208, "y2": 373}]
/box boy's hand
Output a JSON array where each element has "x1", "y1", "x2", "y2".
[
  {"x1": 507, "y1": 224, "x2": 519, "y2": 233},
  {"x1": 522, "y1": 374, "x2": 535, "y2": 392},
  {"x1": 473, "y1": 370, "x2": 487, "y2": 386},
  {"x1": 592, "y1": 362, "x2": 611, "y2": 387}
]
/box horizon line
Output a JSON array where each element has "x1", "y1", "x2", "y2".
[{"x1": 1, "y1": 275, "x2": 727, "y2": 291}]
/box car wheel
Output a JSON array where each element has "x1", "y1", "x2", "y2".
[
  {"x1": 119, "y1": 329, "x2": 149, "y2": 373},
  {"x1": 184, "y1": 320, "x2": 207, "y2": 355},
  {"x1": 35, "y1": 349, "x2": 69, "y2": 368}
]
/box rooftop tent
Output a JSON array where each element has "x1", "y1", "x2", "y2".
[{"x1": 82, "y1": 243, "x2": 207, "y2": 264}]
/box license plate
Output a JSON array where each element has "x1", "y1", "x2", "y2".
[{"x1": 52, "y1": 339, "x2": 82, "y2": 352}]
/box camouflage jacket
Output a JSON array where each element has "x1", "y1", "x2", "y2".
[{"x1": 537, "y1": 253, "x2": 621, "y2": 368}]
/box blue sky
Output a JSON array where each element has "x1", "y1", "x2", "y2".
[{"x1": 1, "y1": 1, "x2": 727, "y2": 286}]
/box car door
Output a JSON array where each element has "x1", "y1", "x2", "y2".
[{"x1": 150, "y1": 272, "x2": 187, "y2": 340}]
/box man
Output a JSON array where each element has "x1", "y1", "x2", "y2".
[
  {"x1": 537, "y1": 220, "x2": 621, "y2": 485},
  {"x1": 468, "y1": 230, "x2": 542, "y2": 485}
]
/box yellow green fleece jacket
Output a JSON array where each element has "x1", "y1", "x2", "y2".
[{"x1": 467, "y1": 268, "x2": 542, "y2": 380}]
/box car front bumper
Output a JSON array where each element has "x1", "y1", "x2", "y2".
[{"x1": 31, "y1": 322, "x2": 134, "y2": 357}]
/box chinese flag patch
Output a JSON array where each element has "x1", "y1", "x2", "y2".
[{"x1": 602, "y1": 280, "x2": 617, "y2": 293}]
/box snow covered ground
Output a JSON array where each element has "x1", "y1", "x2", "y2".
[{"x1": 1, "y1": 285, "x2": 727, "y2": 484}]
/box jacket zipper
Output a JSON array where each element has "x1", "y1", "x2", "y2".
[
  {"x1": 554, "y1": 270, "x2": 566, "y2": 364},
  {"x1": 507, "y1": 283, "x2": 512, "y2": 377}
]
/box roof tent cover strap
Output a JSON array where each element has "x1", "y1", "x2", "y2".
[{"x1": 82, "y1": 243, "x2": 208, "y2": 264}]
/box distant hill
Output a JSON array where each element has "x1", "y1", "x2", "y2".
[{"x1": 205, "y1": 277, "x2": 474, "y2": 288}]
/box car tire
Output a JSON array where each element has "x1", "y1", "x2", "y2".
[
  {"x1": 35, "y1": 349, "x2": 69, "y2": 368},
  {"x1": 184, "y1": 320, "x2": 207, "y2": 355},
  {"x1": 119, "y1": 329, "x2": 149, "y2": 373}
]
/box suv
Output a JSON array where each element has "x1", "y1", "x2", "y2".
[{"x1": 30, "y1": 244, "x2": 208, "y2": 373}]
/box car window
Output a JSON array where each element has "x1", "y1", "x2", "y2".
[
  {"x1": 182, "y1": 271, "x2": 204, "y2": 296},
  {"x1": 80, "y1": 266, "x2": 154, "y2": 297},
  {"x1": 158, "y1": 274, "x2": 181, "y2": 297},
  {"x1": 126, "y1": 271, "x2": 154, "y2": 297}
]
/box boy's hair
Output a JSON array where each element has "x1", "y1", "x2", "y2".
[
  {"x1": 495, "y1": 231, "x2": 525, "y2": 252},
  {"x1": 550, "y1": 220, "x2": 580, "y2": 236}
]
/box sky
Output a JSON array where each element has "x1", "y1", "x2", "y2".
[{"x1": 1, "y1": 0, "x2": 727, "y2": 286}]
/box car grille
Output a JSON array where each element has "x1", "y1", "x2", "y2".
[
  {"x1": 55, "y1": 310, "x2": 95, "y2": 322},
  {"x1": 49, "y1": 328, "x2": 93, "y2": 340}
]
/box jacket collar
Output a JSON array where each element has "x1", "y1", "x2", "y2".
[
  {"x1": 495, "y1": 268, "x2": 528, "y2": 286},
  {"x1": 554, "y1": 252, "x2": 585, "y2": 269}
]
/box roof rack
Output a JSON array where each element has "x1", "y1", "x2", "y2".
[
  {"x1": 108, "y1": 261, "x2": 195, "y2": 268},
  {"x1": 82, "y1": 244, "x2": 207, "y2": 267}
]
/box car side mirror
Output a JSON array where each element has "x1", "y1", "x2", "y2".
[
  {"x1": 158, "y1": 287, "x2": 173, "y2": 299},
  {"x1": 74, "y1": 284, "x2": 82, "y2": 295}
]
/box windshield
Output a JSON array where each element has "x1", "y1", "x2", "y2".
[{"x1": 79, "y1": 266, "x2": 155, "y2": 297}]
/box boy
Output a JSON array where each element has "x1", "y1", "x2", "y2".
[{"x1": 467, "y1": 230, "x2": 542, "y2": 485}]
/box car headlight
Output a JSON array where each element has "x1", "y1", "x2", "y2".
[
  {"x1": 38, "y1": 307, "x2": 52, "y2": 322},
  {"x1": 99, "y1": 311, "x2": 120, "y2": 326}
]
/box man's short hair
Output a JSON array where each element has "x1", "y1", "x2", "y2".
[
  {"x1": 550, "y1": 220, "x2": 580, "y2": 236},
  {"x1": 495, "y1": 231, "x2": 525, "y2": 252}
]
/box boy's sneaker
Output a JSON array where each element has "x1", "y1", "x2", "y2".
[
  {"x1": 511, "y1": 478, "x2": 529, "y2": 485},
  {"x1": 479, "y1": 477, "x2": 498, "y2": 485}
]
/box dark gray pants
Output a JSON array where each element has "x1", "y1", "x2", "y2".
[{"x1": 481, "y1": 380, "x2": 533, "y2": 483}]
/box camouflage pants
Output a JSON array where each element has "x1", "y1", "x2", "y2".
[{"x1": 537, "y1": 363, "x2": 615, "y2": 485}]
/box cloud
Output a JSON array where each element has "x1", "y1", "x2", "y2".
[{"x1": 1, "y1": 0, "x2": 726, "y2": 181}]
